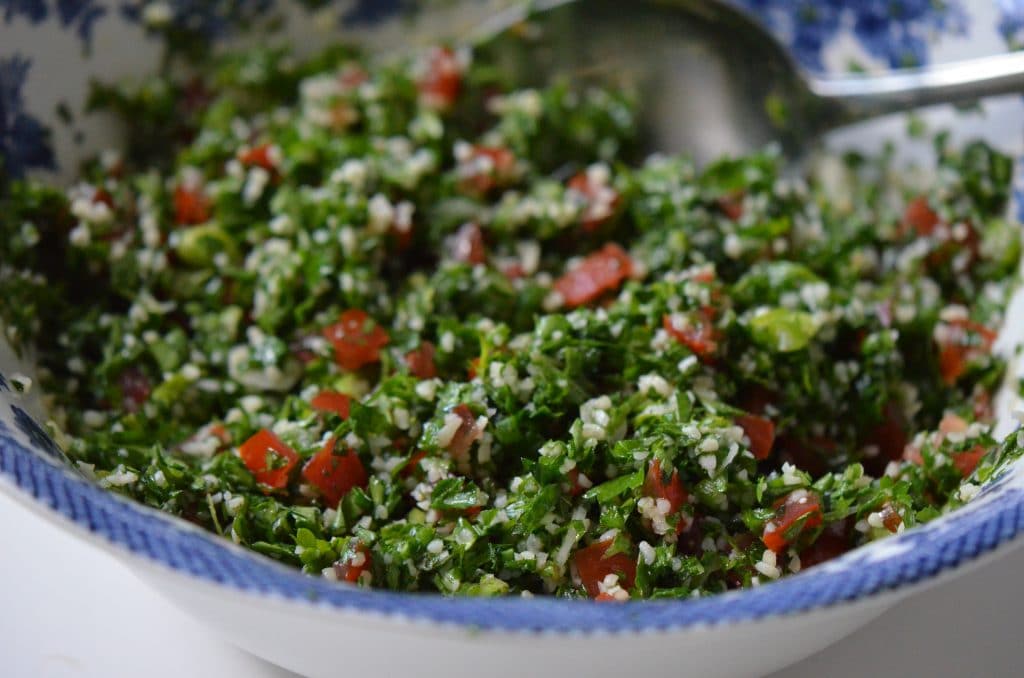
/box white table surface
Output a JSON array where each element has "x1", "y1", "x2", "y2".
[{"x1": 1, "y1": 489, "x2": 1021, "y2": 678}]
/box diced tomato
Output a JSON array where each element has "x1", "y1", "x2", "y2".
[
  {"x1": 444, "y1": 404, "x2": 483, "y2": 462},
  {"x1": 173, "y1": 185, "x2": 210, "y2": 225},
  {"x1": 467, "y1": 357, "x2": 480, "y2": 380},
  {"x1": 118, "y1": 367, "x2": 151, "y2": 414},
  {"x1": 972, "y1": 387, "x2": 993, "y2": 423},
  {"x1": 401, "y1": 450, "x2": 428, "y2": 478},
  {"x1": 452, "y1": 222, "x2": 486, "y2": 265},
  {"x1": 953, "y1": 445, "x2": 987, "y2": 478},
  {"x1": 238, "y1": 143, "x2": 277, "y2": 171},
  {"x1": 554, "y1": 243, "x2": 633, "y2": 308},
  {"x1": 207, "y1": 423, "x2": 232, "y2": 445},
  {"x1": 301, "y1": 437, "x2": 368, "y2": 506},
  {"x1": 567, "y1": 169, "x2": 620, "y2": 232},
  {"x1": 939, "y1": 412, "x2": 968, "y2": 435},
  {"x1": 663, "y1": 310, "x2": 718, "y2": 362},
  {"x1": 935, "y1": 318, "x2": 997, "y2": 385},
  {"x1": 903, "y1": 196, "x2": 940, "y2": 236},
  {"x1": 502, "y1": 262, "x2": 526, "y2": 280},
  {"x1": 690, "y1": 267, "x2": 717, "y2": 285},
  {"x1": 334, "y1": 543, "x2": 372, "y2": 584},
  {"x1": 716, "y1": 193, "x2": 744, "y2": 221},
  {"x1": 322, "y1": 309, "x2": 390, "y2": 371},
  {"x1": 566, "y1": 468, "x2": 588, "y2": 497},
  {"x1": 736, "y1": 414, "x2": 775, "y2": 460},
  {"x1": 405, "y1": 341, "x2": 438, "y2": 379},
  {"x1": 310, "y1": 390, "x2": 351, "y2": 420},
  {"x1": 239, "y1": 428, "x2": 299, "y2": 490},
  {"x1": 93, "y1": 187, "x2": 115, "y2": 208},
  {"x1": 458, "y1": 145, "x2": 517, "y2": 194},
  {"x1": 643, "y1": 459, "x2": 688, "y2": 514},
  {"x1": 878, "y1": 504, "x2": 903, "y2": 533},
  {"x1": 762, "y1": 490, "x2": 823, "y2": 553},
  {"x1": 573, "y1": 539, "x2": 637, "y2": 598},
  {"x1": 903, "y1": 444, "x2": 924, "y2": 466},
  {"x1": 179, "y1": 422, "x2": 232, "y2": 454},
  {"x1": 798, "y1": 525, "x2": 849, "y2": 569},
  {"x1": 417, "y1": 46, "x2": 462, "y2": 110}
]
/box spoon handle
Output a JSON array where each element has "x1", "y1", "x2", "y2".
[{"x1": 808, "y1": 50, "x2": 1024, "y2": 123}]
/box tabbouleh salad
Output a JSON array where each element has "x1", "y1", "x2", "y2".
[{"x1": 2, "y1": 43, "x2": 1024, "y2": 600}]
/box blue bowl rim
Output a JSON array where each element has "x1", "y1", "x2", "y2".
[{"x1": 3, "y1": 424, "x2": 1024, "y2": 634}]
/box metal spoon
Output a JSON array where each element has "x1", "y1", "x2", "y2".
[{"x1": 468, "y1": 0, "x2": 1024, "y2": 164}]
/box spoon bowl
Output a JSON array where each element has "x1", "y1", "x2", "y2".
[{"x1": 470, "y1": 0, "x2": 1024, "y2": 163}]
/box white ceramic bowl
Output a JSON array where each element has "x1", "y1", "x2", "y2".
[{"x1": 4, "y1": 2, "x2": 1024, "y2": 677}]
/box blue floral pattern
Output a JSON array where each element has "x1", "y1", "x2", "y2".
[
  {"x1": 340, "y1": 0, "x2": 408, "y2": 26},
  {"x1": 10, "y1": 404, "x2": 64, "y2": 461},
  {"x1": 1, "y1": 0, "x2": 106, "y2": 47},
  {"x1": 999, "y1": 0, "x2": 1024, "y2": 47},
  {"x1": 0, "y1": 54, "x2": 54, "y2": 177},
  {"x1": 734, "y1": 0, "x2": 967, "y2": 71}
]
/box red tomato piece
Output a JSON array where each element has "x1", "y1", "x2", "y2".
[
  {"x1": 118, "y1": 367, "x2": 151, "y2": 414},
  {"x1": 566, "y1": 468, "x2": 589, "y2": 497},
  {"x1": 179, "y1": 422, "x2": 232, "y2": 455},
  {"x1": 405, "y1": 341, "x2": 438, "y2": 379},
  {"x1": 716, "y1": 193, "x2": 744, "y2": 221},
  {"x1": 417, "y1": 46, "x2": 462, "y2": 110},
  {"x1": 445, "y1": 404, "x2": 483, "y2": 462},
  {"x1": 935, "y1": 319, "x2": 997, "y2": 385},
  {"x1": 310, "y1": 391, "x2": 351, "y2": 420},
  {"x1": 401, "y1": 450, "x2": 428, "y2": 478},
  {"x1": 643, "y1": 459, "x2": 688, "y2": 514},
  {"x1": 939, "y1": 412, "x2": 968, "y2": 435},
  {"x1": 567, "y1": 169, "x2": 620, "y2": 232},
  {"x1": 458, "y1": 145, "x2": 517, "y2": 194},
  {"x1": 452, "y1": 222, "x2": 486, "y2": 265},
  {"x1": 878, "y1": 504, "x2": 903, "y2": 533},
  {"x1": 554, "y1": 243, "x2": 633, "y2": 308},
  {"x1": 467, "y1": 357, "x2": 481, "y2": 380},
  {"x1": 239, "y1": 428, "x2": 299, "y2": 490},
  {"x1": 334, "y1": 543, "x2": 372, "y2": 583},
  {"x1": 662, "y1": 310, "x2": 718, "y2": 362},
  {"x1": 238, "y1": 143, "x2": 277, "y2": 171},
  {"x1": 735, "y1": 414, "x2": 775, "y2": 460},
  {"x1": 573, "y1": 539, "x2": 637, "y2": 598},
  {"x1": 322, "y1": 309, "x2": 390, "y2": 371},
  {"x1": 762, "y1": 490, "x2": 823, "y2": 554},
  {"x1": 903, "y1": 443, "x2": 924, "y2": 466},
  {"x1": 207, "y1": 423, "x2": 232, "y2": 445},
  {"x1": 173, "y1": 185, "x2": 211, "y2": 225},
  {"x1": 93, "y1": 187, "x2": 115, "y2": 208},
  {"x1": 953, "y1": 445, "x2": 987, "y2": 478},
  {"x1": 302, "y1": 437, "x2": 368, "y2": 506},
  {"x1": 903, "y1": 196, "x2": 940, "y2": 236}
]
